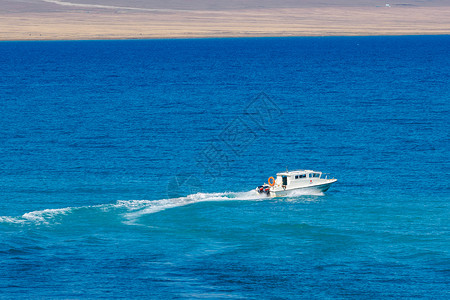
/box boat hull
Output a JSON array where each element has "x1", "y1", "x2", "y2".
[{"x1": 269, "y1": 180, "x2": 337, "y2": 197}]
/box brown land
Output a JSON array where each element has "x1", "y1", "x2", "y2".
[{"x1": 1, "y1": 0, "x2": 449, "y2": 40}]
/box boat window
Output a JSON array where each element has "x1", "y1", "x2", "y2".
[
  {"x1": 295, "y1": 175, "x2": 298, "y2": 179},
  {"x1": 309, "y1": 173, "x2": 312, "y2": 178},
  {"x1": 299, "y1": 174, "x2": 306, "y2": 178},
  {"x1": 313, "y1": 173, "x2": 320, "y2": 178}
]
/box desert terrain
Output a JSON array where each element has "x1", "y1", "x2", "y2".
[{"x1": 1, "y1": 0, "x2": 449, "y2": 40}]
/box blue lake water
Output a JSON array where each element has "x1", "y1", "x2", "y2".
[{"x1": 0, "y1": 36, "x2": 449, "y2": 298}]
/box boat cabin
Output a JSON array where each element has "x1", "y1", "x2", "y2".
[{"x1": 275, "y1": 170, "x2": 322, "y2": 186}]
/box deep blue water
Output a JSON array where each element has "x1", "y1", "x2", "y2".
[{"x1": 0, "y1": 36, "x2": 449, "y2": 298}]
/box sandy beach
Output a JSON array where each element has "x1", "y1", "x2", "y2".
[{"x1": 1, "y1": 0, "x2": 449, "y2": 40}]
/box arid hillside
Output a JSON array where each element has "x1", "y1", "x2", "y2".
[{"x1": 1, "y1": 0, "x2": 449, "y2": 40}]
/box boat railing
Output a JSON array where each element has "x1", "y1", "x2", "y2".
[{"x1": 321, "y1": 173, "x2": 335, "y2": 180}]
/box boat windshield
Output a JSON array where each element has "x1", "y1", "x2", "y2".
[{"x1": 309, "y1": 173, "x2": 321, "y2": 178}]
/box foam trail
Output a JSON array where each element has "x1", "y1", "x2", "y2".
[
  {"x1": 121, "y1": 191, "x2": 265, "y2": 224},
  {"x1": 0, "y1": 189, "x2": 320, "y2": 226},
  {"x1": 0, "y1": 191, "x2": 259, "y2": 225},
  {"x1": 0, "y1": 207, "x2": 72, "y2": 225}
]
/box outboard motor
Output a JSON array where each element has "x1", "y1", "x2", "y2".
[{"x1": 256, "y1": 184, "x2": 271, "y2": 196}]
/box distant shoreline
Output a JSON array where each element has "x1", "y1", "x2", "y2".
[
  {"x1": 1, "y1": 6, "x2": 449, "y2": 41},
  {"x1": 2, "y1": 34, "x2": 450, "y2": 43}
]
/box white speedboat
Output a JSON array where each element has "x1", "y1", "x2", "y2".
[{"x1": 256, "y1": 169, "x2": 337, "y2": 197}]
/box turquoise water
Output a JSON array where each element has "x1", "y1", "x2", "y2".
[{"x1": 0, "y1": 36, "x2": 449, "y2": 298}]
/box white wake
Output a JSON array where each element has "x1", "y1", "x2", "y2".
[{"x1": 0, "y1": 190, "x2": 265, "y2": 225}]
